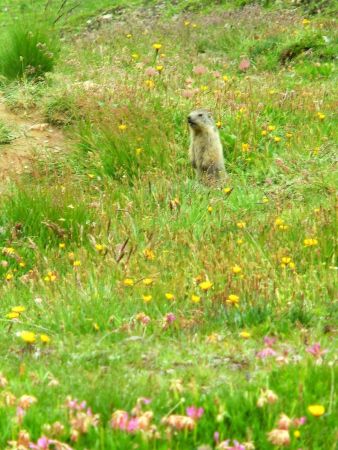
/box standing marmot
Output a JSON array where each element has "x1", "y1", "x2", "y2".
[{"x1": 187, "y1": 109, "x2": 226, "y2": 186}]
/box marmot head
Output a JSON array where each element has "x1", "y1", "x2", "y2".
[{"x1": 187, "y1": 109, "x2": 215, "y2": 132}]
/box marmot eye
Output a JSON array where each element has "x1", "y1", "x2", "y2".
[{"x1": 198, "y1": 113, "x2": 203, "y2": 117}]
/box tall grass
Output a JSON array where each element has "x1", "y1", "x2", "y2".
[{"x1": 0, "y1": 22, "x2": 59, "y2": 80}]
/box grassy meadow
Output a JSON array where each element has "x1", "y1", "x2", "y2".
[{"x1": 0, "y1": 0, "x2": 337, "y2": 448}]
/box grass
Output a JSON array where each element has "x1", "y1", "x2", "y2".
[
  {"x1": 0, "y1": 1, "x2": 337, "y2": 449},
  {"x1": 0, "y1": 120, "x2": 13, "y2": 144}
]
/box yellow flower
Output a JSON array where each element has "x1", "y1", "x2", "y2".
[
  {"x1": 12, "y1": 306, "x2": 25, "y2": 313},
  {"x1": 6, "y1": 312, "x2": 20, "y2": 319},
  {"x1": 3, "y1": 247, "x2": 15, "y2": 255},
  {"x1": 184, "y1": 20, "x2": 190, "y2": 26},
  {"x1": 142, "y1": 294, "x2": 152, "y2": 303},
  {"x1": 87, "y1": 173, "x2": 95, "y2": 179},
  {"x1": 118, "y1": 124, "x2": 127, "y2": 131},
  {"x1": 131, "y1": 53, "x2": 139, "y2": 59},
  {"x1": 143, "y1": 278, "x2": 153, "y2": 286},
  {"x1": 274, "y1": 136, "x2": 281, "y2": 143},
  {"x1": 19, "y1": 261, "x2": 26, "y2": 268},
  {"x1": 191, "y1": 294, "x2": 201, "y2": 303},
  {"x1": 279, "y1": 224, "x2": 289, "y2": 231},
  {"x1": 59, "y1": 243, "x2": 66, "y2": 249},
  {"x1": 302, "y1": 18, "x2": 310, "y2": 25},
  {"x1": 223, "y1": 75, "x2": 228, "y2": 82},
  {"x1": 262, "y1": 197, "x2": 269, "y2": 203},
  {"x1": 144, "y1": 248, "x2": 155, "y2": 260},
  {"x1": 313, "y1": 147, "x2": 320, "y2": 155},
  {"x1": 281, "y1": 257, "x2": 292, "y2": 265},
  {"x1": 216, "y1": 121, "x2": 222, "y2": 128},
  {"x1": 308, "y1": 404, "x2": 325, "y2": 417},
  {"x1": 191, "y1": 23, "x2": 197, "y2": 28},
  {"x1": 126, "y1": 33, "x2": 132, "y2": 38},
  {"x1": 92, "y1": 323, "x2": 100, "y2": 331},
  {"x1": 274, "y1": 217, "x2": 284, "y2": 226},
  {"x1": 207, "y1": 206, "x2": 213, "y2": 213},
  {"x1": 317, "y1": 112, "x2": 325, "y2": 120},
  {"x1": 267, "y1": 125, "x2": 276, "y2": 131},
  {"x1": 261, "y1": 130, "x2": 267, "y2": 136},
  {"x1": 304, "y1": 238, "x2": 318, "y2": 247},
  {"x1": 40, "y1": 334, "x2": 51, "y2": 344},
  {"x1": 200, "y1": 85, "x2": 208, "y2": 92},
  {"x1": 135, "y1": 147, "x2": 143, "y2": 156},
  {"x1": 240, "y1": 331, "x2": 251, "y2": 339},
  {"x1": 199, "y1": 281, "x2": 213, "y2": 291},
  {"x1": 123, "y1": 278, "x2": 134, "y2": 287},
  {"x1": 232, "y1": 264, "x2": 242, "y2": 274},
  {"x1": 236, "y1": 221, "x2": 246, "y2": 229},
  {"x1": 165, "y1": 293, "x2": 175, "y2": 301},
  {"x1": 286, "y1": 133, "x2": 293, "y2": 138},
  {"x1": 145, "y1": 79, "x2": 155, "y2": 89},
  {"x1": 20, "y1": 331, "x2": 36, "y2": 344},
  {"x1": 95, "y1": 244, "x2": 105, "y2": 252},
  {"x1": 294, "y1": 430, "x2": 301, "y2": 438},
  {"x1": 223, "y1": 187, "x2": 232, "y2": 194},
  {"x1": 226, "y1": 294, "x2": 239, "y2": 306},
  {"x1": 241, "y1": 143, "x2": 250, "y2": 152},
  {"x1": 73, "y1": 260, "x2": 81, "y2": 267},
  {"x1": 152, "y1": 43, "x2": 162, "y2": 50},
  {"x1": 156, "y1": 65, "x2": 164, "y2": 72},
  {"x1": 237, "y1": 238, "x2": 244, "y2": 245},
  {"x1": 5, "y1": 273, "x2": 13, "y2": 281}
]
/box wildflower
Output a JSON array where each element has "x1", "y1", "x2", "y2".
[
  {"x1": 262, "y1": 196, "x2": 269, "y2": 203},
  {"x1": 278, "y1": 414, "x2": 292, "y2": 430},
  {"x1": 3, "y1": 247, "x2": 15, "y2": 255},
  {"x1": 281, "y1": 257, "x2": 292, "y2": 265},
  {"x1": 191, "y1": 294, "x2": 201, "y2": 303},
  {"x1": 261, "y1": 130, "x2": 267, "y2": 136},
  {"x1": 135, "y1": 147, "x2": 143, "y2": 156},
  {"x1": 59, "y1": 242, "x2": 66, "y2": 249},
  {"x1": 274, "y1": 136, "x2": 281, "y2": 143},
  {"x1": 199, "y1": 281, "x2": 213, "y2": 291},
  {"x1": 236, "y1": 221, "x2": 246, "y2": 229},
  {"x1": 207, "y1": 206, "x2": 213, "y2": 213},
  {"x1": 257, "y1": 389, "x2": 278, "y2": 407},
  {"x1": 267, "y1": 125, "x2": 276, "y2": 131},
  {"x1": 286, "y1": 132, "x2": 293, "y2": 138},
  {"x1": 256, "y1": 347, "x2": 277, "y2": 359},
  {"x1": 193, "y1": 65, "x2": 207, "y2": 75},
  {"x1": 152, "y1": 43, "x2": 162, "y2": 50},
  {"x1": 118, "y1": 124, "x2": 127, "y2": 131},
  {"x1": 184, "y1": 20, "x2": 190, "y2": 26},
  {"x1": 302, "y1": 18, "x2": 310, "y2": 25},
  {"x1": 162, "y1": 414, "x2": 195, "y2": 430},
  {"x1": 12, "y1": 306, "x2": 26, "y2": 313},
  {"x1": 20, "y1": 331, "x2": 36, "y2": 344},
  {"x1": 267, "y1": 429, "x2": 290, "y2": 446},
  {"x1": 237, "y1": 238, "x2": 244, "y2": 245},
  {"x1": 240, "y1": 331, "x2": 251, "y2": 339},
  {"x1": 145, "y1": 79, "x2": 155, "y2": 89},
  {"x1": 294, "y1": 430, "x2": 301, "y2": 438},
  {"x1": 123, "y1": 278, "x2": 134, "y2": 287},
  {"x1": 163, "y1": 312, "x2": 176, "y2": 328},
  {"x1": 6, "y1": 312, "x2": 19, "y2": 319},
  {"x1": 304, "y1": 238, "x2": 318, "y2": 247},
  {"x1": 156, "y1": 65, "x2": 163, "y2": 72},
  {"x1": 165, "y1": 293, "x2": 175, "y2": 300},
  {"x1": 131, "y1": 53, "x2": 139, "y2": 59},
  {"x1": 226, "y1": 294, "x2": 239, "y2": 306},
  {"x1": 93, "y1": 322, "x2": 100, "y2": 331},
  {"x1": 135, "y1": 312, "x2": 151, "y2": 325},
  {"x1": 223, "y1": 187, "x2": 232, "y2": 194},
  {"x1": 170, "y1": 378, "x2": 184, "y2": 394},
  {"x1": 306, "y1": 342, "x2": 328, "y2": 359},
  {"x1": 317, "y1": 112, "x2": 325, "y2": 120},
  {"x1": 241, "y1": 143, "x2": 250, "y2": 152},
  {"x1": 40, "y1": 334, "x2": 51, "y2": 344},
  {"x1": 232, "y1": 264, "x2": 242, "y2": 274},
  {"x1": 223, "y1": 75, "x2": 229, "y2": 82},
  {"x1": 143, "y1": 248, "x2": 155, "y2": 260},
  {"x1": 308, "y1": 404, "x2": 325, "y2": 417},
  {"x1": 200, "y1": 85, "x2": 208, "y2": 92},
  {"x1": 5, "y1": 273, "x2": 13, "y2": 281},
  {"x1": 95, "y1": 244, "x2": 105, "y2": 252},
  {"x1": 142, "y1": 294, "x2": 152, "y2": 303},
  {"x1": 274, "y1": 217, "x2": 284, "y2": 226},
  {"x1": 279, "y1": 224, "x2": 289, "y2": 231},
  {"x1": 143, "y1": 278, "x2": 153, "y2": 286},
  {"x1": 216, "y1": 121, "x2": 222, "y2": 128},
  {"x1": 19, "y1": 261, "x2": 26, "y2": 267},
  {"x1": 73, "y1": 260, "x2": 81, "y2": 267},
  {"x1": 186, "y1": 406, "x2": 204, "y2": 420}
]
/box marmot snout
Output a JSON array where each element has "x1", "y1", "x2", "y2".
[{"x1": 187, "y1": 109, "x2": 226, "y2": 185}]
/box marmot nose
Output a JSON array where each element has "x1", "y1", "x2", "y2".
[{"x1": 187, "y1": 116, "x2": 193, "y2": 124}]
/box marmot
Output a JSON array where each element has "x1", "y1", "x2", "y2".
[{"x1": 187, "y1": 109, "x2": 226, "y2": 186}]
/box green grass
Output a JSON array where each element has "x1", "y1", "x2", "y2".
[
  {"x1": 0, "y1": 120, "x2": 13, "y2": 144},
  {"x1": 0, "y1": 1, "x2": 337, "y2": 449}
]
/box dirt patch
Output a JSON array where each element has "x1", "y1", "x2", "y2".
[{"x1": 0, "y1": 98, "x2": 66, "y2": 187}]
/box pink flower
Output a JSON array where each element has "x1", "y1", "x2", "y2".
[
  {"x1": 145, "y1": 67, "x2": 157, "y2": 77},
  {"x1": 256, "y1": 347, "x2": 277, "y2": 359},
  {"x1": 293, "y1": 416, "x2": 306, "y2": 427},
  {"x1": 264, "y1": 336, "x2": 277, "y2": 347},
  {"x1": 239, "y1": 59, "x2": 250, "y2": 71},
  {"x1": 306, "y1": 343, "x2": 327, "y2": 359},
  {"x1": 110, "y1": 410, "x2": 129, "y2": 430},
  {"x1": 193, "y1": 65, "x2": 207, "y2": 75},
  {"x1": 278, "y1": 414, "x2": 292, "y2": 430},
  {"x1": 165, "y1": 313, "x2": 176, "y2": 324},
  {"x1": 212, "y1": 71, "x2": 221, "y2": 78},
  {"x1": 186, "y1": 406, "x2": 204, "y2": 420},
  {"x1": 267, "y1": 429, "x2": 290, "y2": 446}
]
